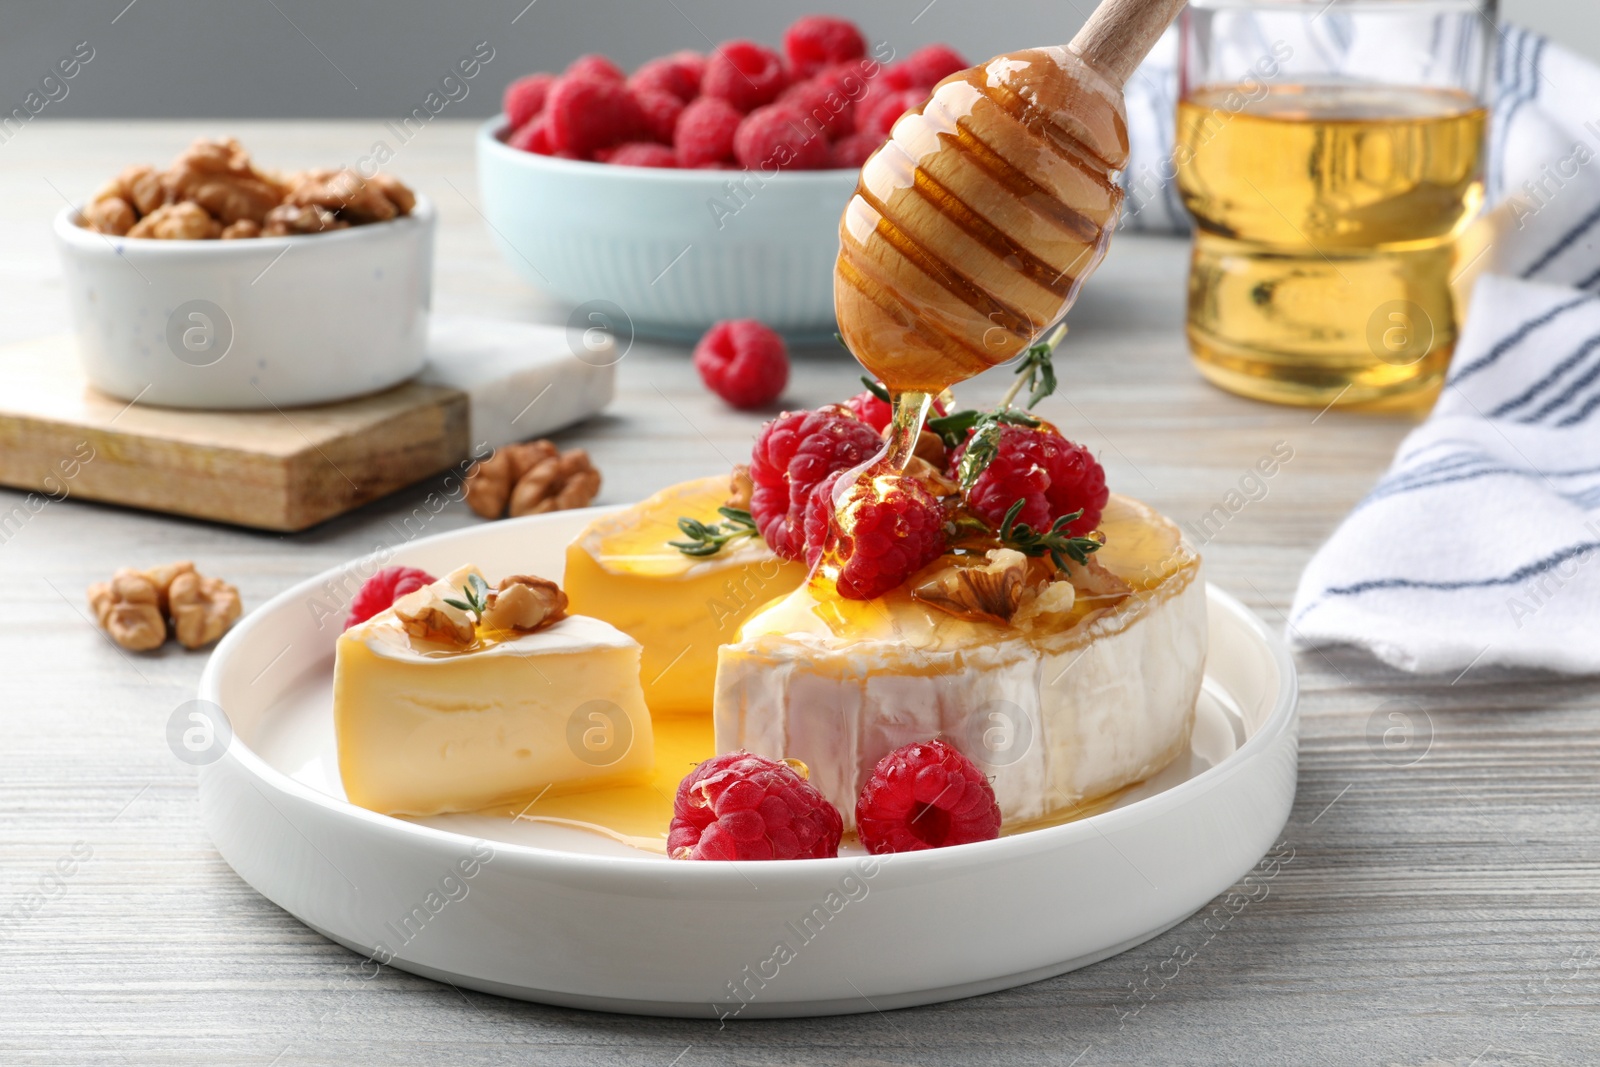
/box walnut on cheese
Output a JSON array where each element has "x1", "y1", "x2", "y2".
[
  {"x1": 911, "y1": 549, "x2": 1036, "y2": 624},
  {"x1": 480, "y1": 575, "x2": 568, "y2": 633},
  {"x1": 87, "y1": 561, "x2": 240, "y2": 652}
]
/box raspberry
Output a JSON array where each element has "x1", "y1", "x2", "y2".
[
  {"x1": 830, "y1": 132, "x2": 879, "y2": 169},
  {"x1": 506, "y1": 114, "x2": 552, "y2": 154},
  {"x1": 880, "y1": 63, "x2": 915, "y2": 91},
  {"x1": 856, "y1": 739, "x2": 1001, "y2": 854},
  {"x1": 598, "y1": 141, "x2": 678, "y2": 168},
  {"x1": 783, "y1": 15, "x2": 867, "y2": 80},
  {"x1": 669, "y1": 752, "x2": 843, "y2": 861},
  {"x1": 856, "y1": 87, "x2": 926, "y2": 139},
  {"x1": 503, "y1": 72, "x2": 555, "y2": 129},
  {"x1": 749, "y1": 408, "x2": 884, "y2": 560},
  {"x1": 952, "y1": 422, "x2": 1108, "y2": 536},
  {"x1": 841, "y1": 386, "x2": 946, "y2": 433},
  {"x1": 627, "y1": 52, "x2": 704, "y2": 102},
  {"x1": 816, "y1": 57, "x2": 880, "y2": 109},
  {"x1": 777, "y1": 77, "x2": 851, "y2": 140},
  {"x1": 634, "y1": 88, "x2": 685, "y2": 143},
  {"x1": 693, "y1": 319, "x2": 789, "y2": 409},
  {"x1": 898, "y1": 44, "x2": 967, "y2": 88},
  {"x1": 565, "y1": 53, "x2": 625, "y2": 83},
  {"x1": 733, "y1": 105, "x2": 831, "y2": 170},
  {"x1": 344, "y1": 566, "x2": 437, "y2": 630},
  {"x1": 702, "y1": 40, "x2": 788, "y2": 112},
  {"x1": 803, "y1": 468, "x2": 946, "y2": 600},
  {"x1": 545, "y1": 75, "x2": 646, "y2": 157},
  {"x1": 674, "y1": 96, "x2": 743, "y2": 167}
]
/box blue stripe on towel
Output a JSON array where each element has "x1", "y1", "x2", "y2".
[
  {"x1": 1556, "y1": 390, "x2": 1600, "y2": 426},
  {"x1": 1449, "y1": 294, "x2": 1595, "y2": 383},
  {"x1": 1520, "y1": 352, "x2": 1600, "y2": 423},
  {"x1": 1356, "y1": 462, "x2": 1600, "y2": 512},
  {"x1": 1492, "y1": 335, "x2": 1600, "y2": 417},
  {"x1": 1490, "y1": 28, "x2": 1542, "y2": 202},
  {"x1": 1317, "y1": 540, "x2": 1600, "y2": 597},
  {"x1": 1521, "y1": 198, "x2": 1600, "y2": 280}
]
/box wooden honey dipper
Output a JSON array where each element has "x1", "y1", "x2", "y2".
[{"x1": 835, "y1": 0, "x2": 1188, "y2": 397}]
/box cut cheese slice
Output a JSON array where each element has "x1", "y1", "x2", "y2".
[
  {"x1": 714, "y1": 495, "x2": 1207, "y2": 829},
  {"x1": 334, "y1": 565, "x2": 653, "y2": 816},
  {"x1": 564, "y1": 476, "x2": 808, "y2": 715}
]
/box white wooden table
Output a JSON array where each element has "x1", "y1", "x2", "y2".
[{"x1": 1, "y1": 122, "x2": 1596, "y2": 1066}]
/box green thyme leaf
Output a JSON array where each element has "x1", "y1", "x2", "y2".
[
  {"x1": 860, "y1": 376, "x2": 892, "y2": 404},
  {"x1": 956, "y1": 416, "x2": 1006, "y2": 492},
  {"x1": 995, "y1": 498, "x2": 1102, "y2": 570},
  {"x1": 670, "y1": 506, "x2": 760, "y2": 558}
]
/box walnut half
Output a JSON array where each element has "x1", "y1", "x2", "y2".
[
  {"x1": 464, "y1": 440, "x2": 601, "y2": 520},
  {"x1": 911, "y1": 549, "x2": 1033, "y2": 625},
  {"x1": 87, "y1": 569, "x2": 166, "y2": 652},
  {"x1": 86, "y1": 561, "x2": 239, "y2": 651},
  {"x1": 168, "y1": 571, "x2": 242, "y2": 650},
  {"x1": 480, "y1": 575, "x2": 568, "y2": 633}
]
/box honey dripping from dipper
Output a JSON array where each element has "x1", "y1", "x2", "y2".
[{"x1": 814, "y1": 0, "x2": 1180, "y2": 596}]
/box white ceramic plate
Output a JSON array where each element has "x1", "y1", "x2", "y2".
[{"x1": 198, "y1": 506, "x2": 1298, "y2": 1019}]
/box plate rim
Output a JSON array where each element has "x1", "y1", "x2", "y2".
[{"x1": 199, "y1": 504, "x2": 1299, "y2": 882}]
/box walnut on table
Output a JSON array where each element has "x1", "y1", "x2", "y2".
[
  {"x1": 86, "y1": 570, "x2": 167, "y2": 652},
  {"x1": 464, "y1": 440, "x2": 602, "y2": 520},
  {"x1": 86, "y1": 561, "x2": 241, "y2": 652},
  {"x1": 168, "y1": 571, "x2": 243, "y2": 650},
  {"x1": 510, "y1": 448, "x2": 601, "y2": 517}
]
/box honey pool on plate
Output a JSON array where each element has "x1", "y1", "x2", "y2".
[{"x1": 1176, "y1": 83, "x2": 1487, "y2": 408}]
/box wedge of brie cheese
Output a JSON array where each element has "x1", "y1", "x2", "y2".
[
  {"x1": 565, "y1": 476, "x2": 807, "y2": 715},
  {"x1": 714, "y1": 495, "x2": 1207, "y2": 829},
  {"x1": 334, "y1": 565, "x2": 653, "y2": 817}
]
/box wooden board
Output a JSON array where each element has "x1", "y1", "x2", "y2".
[{"x1": 0, "y1": 334, "x2": 469, "y2": 532}]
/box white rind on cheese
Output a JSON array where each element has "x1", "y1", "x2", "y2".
[
  {"x1": 334, "y1": 565, "x2": 654, "y2": 817},
  {"x1": 714, "y1": 563, "x2": 1207, "y2": 830}
]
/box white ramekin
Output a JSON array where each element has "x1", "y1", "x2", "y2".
[
  {"x1": 476, "y1": 119, "x2": 857, "y2": 337},
  {"x1": 54, "y1": 195, "x2": 436, "y2": 410}
]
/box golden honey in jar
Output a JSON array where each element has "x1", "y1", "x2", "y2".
[{"x1": 1175, "y1": 1, "x2": 1492, "y2": 409}]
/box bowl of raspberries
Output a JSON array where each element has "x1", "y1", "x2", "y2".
[{"x1": 477, "y1": 15, "x2": 968, "y2": 336}]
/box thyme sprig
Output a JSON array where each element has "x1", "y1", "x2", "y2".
[
  {"x1": 997, "y1": 322, "x2": 1066, "y2": 411},
  {"x1": 995, "y1": 498, "x2": 1102, "y2": 571},
  {"x1": 950, "y1": 410, "x2": 1046, "y2": 486},
  {"x1": 860, "y1": 376, "x2": 892, "y2": 403},
  {"x1": 443, "y1": 572, "x2": 491, "y2": 616},
  {"x1": 670, "y1": 507, "x2": 760, "y2": 558}
]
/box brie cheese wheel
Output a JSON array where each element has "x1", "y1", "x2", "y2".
[
  {"x1": 714, "y1": 495, "x2": 1207, "y2": 829},
  {"x1": 334, "y1": 565, "x2": 653, "y2": 817},
  {"x1": 565, "y1": 476, "x2": 807, "y2": 715}
]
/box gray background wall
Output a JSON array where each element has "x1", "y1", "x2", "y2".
[{"x1": 0, "y1": 0, "x2": 1592, "y2": 121}]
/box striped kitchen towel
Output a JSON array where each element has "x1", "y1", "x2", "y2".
[
  {"x1": 1289, "y1": 277, "x2": 1600, "y2": 675},
  {"x1": 1291, "y1": 27, "x2": 1600, "y2": 675},
  {"x1": 1121, "y1": 25, "x2": 1600, "y2": 673}
]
